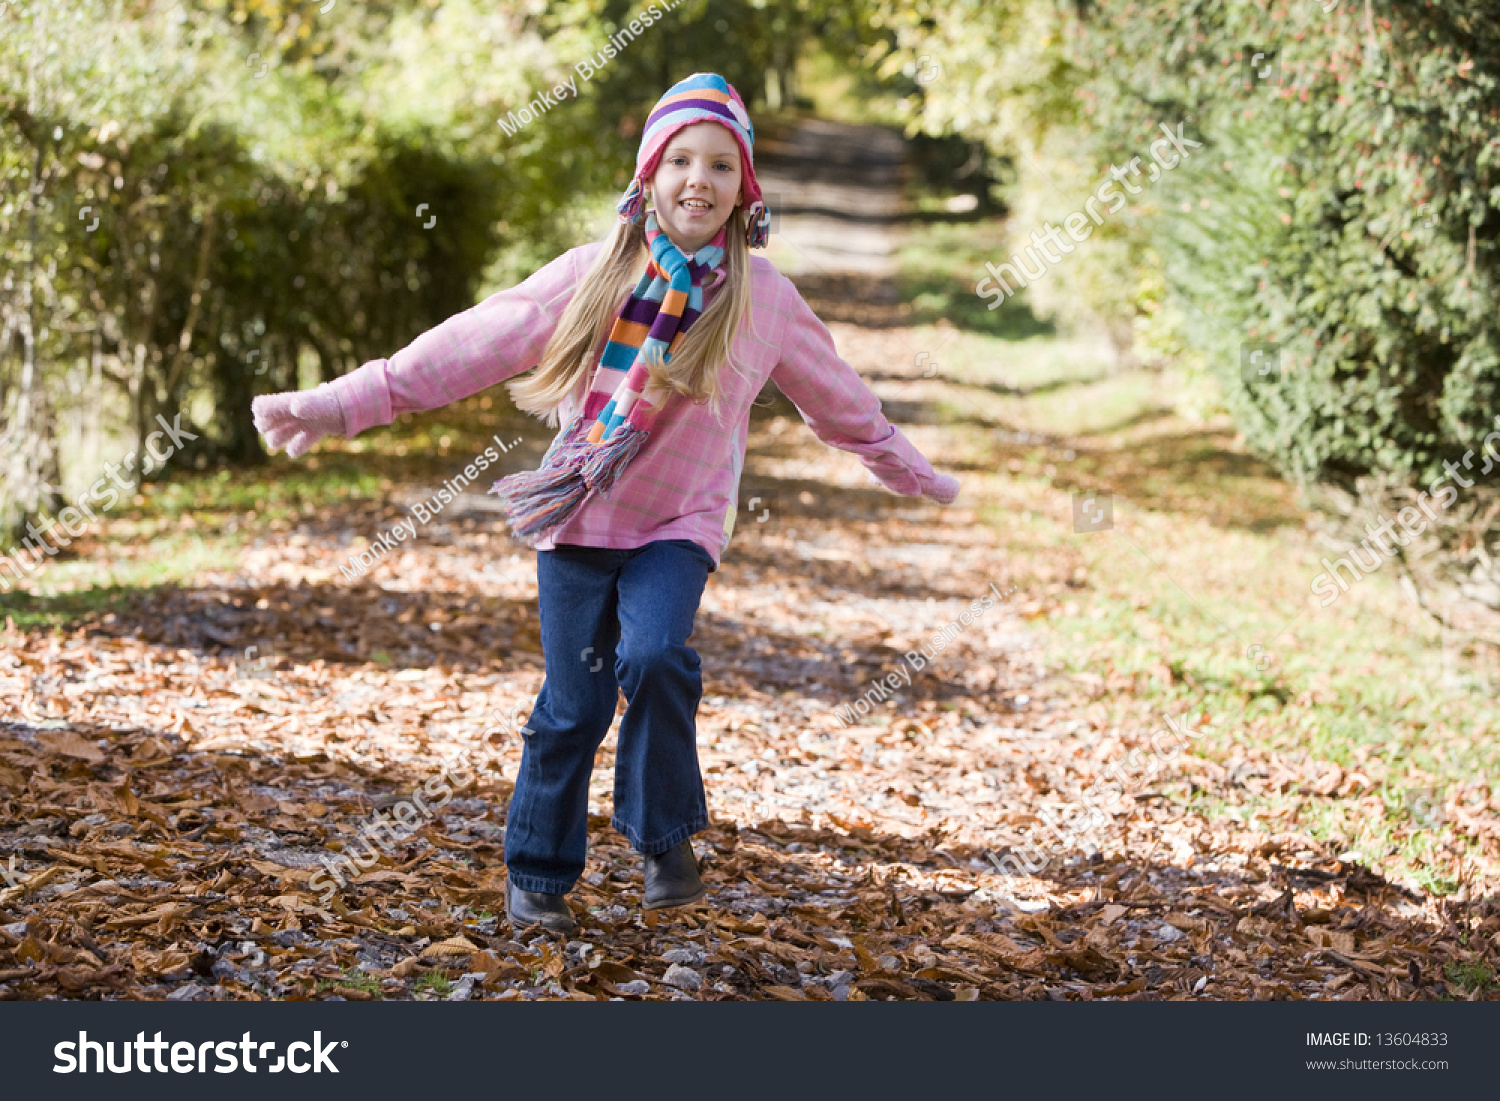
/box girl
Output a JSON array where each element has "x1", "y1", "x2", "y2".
[{"x1": 252, "y1": 73, "x2": 959, "y2": 935}]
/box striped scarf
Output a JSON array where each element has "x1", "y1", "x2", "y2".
[{"x1": 490, "y1": 213, "x2": 727, "y2": 540}]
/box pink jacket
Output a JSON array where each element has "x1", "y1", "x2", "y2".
[{"x1": 329, "y1": 242, "x2": 951, "y2": 566}]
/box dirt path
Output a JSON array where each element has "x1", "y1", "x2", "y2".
[
  {"x1": 756, "y1": 117, "x2": 906, "y2": 278},
  {"x1": 0, "y1": 120, "x2": 1474, "y2": 1003}
]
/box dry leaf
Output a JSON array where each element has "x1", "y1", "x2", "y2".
[
  {"x1": 420, "y1": 935, "x2": 483, "y2": 959},
  {"x1": 36, "y1": 729, "x2": 105, "y2": 763}
]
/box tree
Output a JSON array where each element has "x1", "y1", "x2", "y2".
[
  {"x1": 0, "y1": 0, "x2": 610, "y2": 548},
  {"x1": 862, "y1": 0, "x2": 1500, "y2": 632}
]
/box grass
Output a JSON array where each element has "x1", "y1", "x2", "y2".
[
  {"x1": 895, "y1": 220, "x2": 1057, "y2": 339},
  {"x1": 898, "y1": 215, "x2": 1500, "y2": 897},
  {"x1": 1443, "y1": 959, "x2": 1495, "y2": 995},
  {"x1": 318, "y1": 967, "x2": 380, "y2": 997},
  {"x1": 0, "y1": 392, "x2": 525, "y2": 629},
  {"x1": 413, "y1": 971, "x2": 452, "y2": 997},
  {"x1": 0, "y1": 536, "x2": 242, "y2": 630},
  {"x1": 1031, "y1": 490, "x2": 1500, "y2": 893}
]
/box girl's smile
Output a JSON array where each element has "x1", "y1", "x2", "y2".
[{"x1": 648, "y1": 121, "x2": 744, "y2": 254}]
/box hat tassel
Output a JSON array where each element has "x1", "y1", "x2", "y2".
[
  {"x1": 617, "y1": 177, "x2": 646, "y2": 224},
  {"x1": 745, "y1": 200, "x2": 770, "y2": 249}
]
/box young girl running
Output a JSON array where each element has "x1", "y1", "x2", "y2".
[{"x1": 253, "y1": 73, "x2": 959, "y2": 935}]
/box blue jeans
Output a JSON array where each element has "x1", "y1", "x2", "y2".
[{"x1": 504, "y1": 539, "x2": 715, "y2": 895}]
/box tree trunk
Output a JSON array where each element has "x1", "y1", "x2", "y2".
[{"x1": 2, "y1": 137, "x2": 55, "y2": 542}]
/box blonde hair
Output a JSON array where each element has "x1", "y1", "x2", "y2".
[{"x1": 507, "y1": 209, "x2": 755, "y2": 427}]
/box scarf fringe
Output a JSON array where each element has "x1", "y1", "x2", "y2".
[
  {"x1": 488, "y1": 421, "x2": 649, "y2": 540},
  {"x1": 488, "y1": 211, "x2": 716, "y2": 543},
  {"x1": 579, "y1": 422, "x2": 647, "y2": 497}
]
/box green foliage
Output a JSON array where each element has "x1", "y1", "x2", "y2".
[
  {"x1": 412, "y1": 970, "x2": 452, "y2": 996},
  {"x1": 319, "y1": 967, "x2": 381, "y2": 996},
  {"x1": 538, "y1": 0, "x2": 890, "y2": 187},
  {"x1": 866, "y1": 0, "x2": 1500, "y2": 491},
  {"x1": 0, "y1": 0, "x2": 903, "y2": 550},
  {"x1": 12, "y1": 0, "x2": 1489, "y2": 552},
  {"x1": 1443, "y1": 959, "x2": 1495, "y2": 994},
  {"x1": 0, "y1": 0, "x2": 607, "y2": 543}
]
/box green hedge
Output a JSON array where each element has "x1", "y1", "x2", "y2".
[{"x1": 872, "y1": 0, "x2": 1500, "y2": 491}]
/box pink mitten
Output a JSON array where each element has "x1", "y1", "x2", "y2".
[
  {"x1": 924, "y1": 473, "x2": 960, "y2": 505},
  {"x1": 251, "y1": 382, "x2": 348, "y2": 459}
]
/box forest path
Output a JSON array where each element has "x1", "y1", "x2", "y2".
[
  {"x1": 0, "y1": 119, "x2": 1466, "y2": 1004},
  {"x1": 756, "y1": 116, "x2": 906, "y2": 279}
]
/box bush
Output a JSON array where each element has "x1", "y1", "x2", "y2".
[
  {"x1": 876, "y1": 0, "x2": 1500, "y2": 492},
  {"x1": 0, "y1": 0, "x2": 609, "y2": 541},
  {"x1": 869, "y1": 0, "x2": 1500, "y2": 626}
]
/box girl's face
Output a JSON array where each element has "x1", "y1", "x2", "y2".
[{"x1": 647, "y1": 121, "x2": 744, "y2": 255}]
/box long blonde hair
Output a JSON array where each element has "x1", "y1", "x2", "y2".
[{"x1": 507, "y1": 209, "x2": 755, "y2": 427}]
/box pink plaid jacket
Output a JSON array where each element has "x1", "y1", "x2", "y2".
[{"x1": 330, "y1": 242, "x2": 950, "y2": 566}]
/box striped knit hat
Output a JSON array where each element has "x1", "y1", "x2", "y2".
[{"x1": 616, "y1": 72, "x2": 770, "y2": 249}]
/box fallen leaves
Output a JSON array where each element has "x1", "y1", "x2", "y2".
[
  {"x1": 1307, "y1": 927, "x2": 1357, "y2": 955},
  {"x1": 35, "y1": 729, "x2": 105, "y2": 763},
  {"x1": 942, "y1": 932, "x2": 1045, "y2": 972},
  {"x1": 0, "y1": 321, "x2": 1494, "y2": 1004},
  {"x1": 131, "y1": 946, "x2": 193, "y2": 977},
  {"x1": 0, "y1": 683, "x2": 1489, "y2": 1003}
]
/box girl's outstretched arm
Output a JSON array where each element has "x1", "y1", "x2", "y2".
[
  {"x1": 767, "y1": 276, "x2": 959, "y2": 504},
  {"x1": 330, "y1": 244, "x2": 596, "y2": 437},
  {"x1": 254, "y1": 244, "x2": 597, "y2": 456}
]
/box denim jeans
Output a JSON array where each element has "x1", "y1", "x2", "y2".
[{"x1": 504, "y1": 539, "x2": 715, "y2": 895}]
